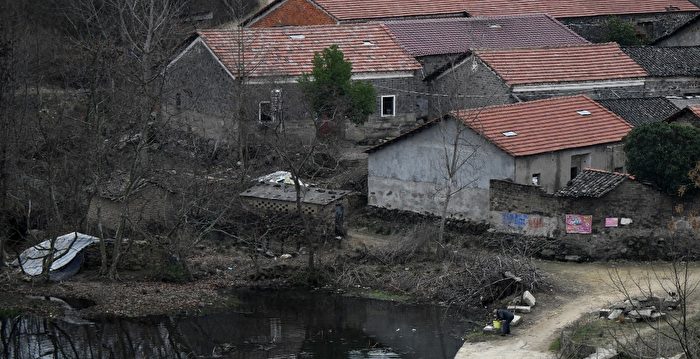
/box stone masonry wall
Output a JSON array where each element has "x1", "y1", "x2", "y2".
[{"x1": 562, "y1": 12, "x2": 699, "y2": 43}]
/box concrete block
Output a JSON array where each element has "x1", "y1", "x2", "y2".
[
  {"x1": 511, "y1": 315, "x2": 522, "y2": 326},
  {"x1": 507, "y1": 305, "x2": 531, "y2": 313},
  {"x1": 522, "y1": 291, "x2": 536, "y2": 307},
  {"x1": 608, "y1": 309, "x2": 623, "y2": 320}
]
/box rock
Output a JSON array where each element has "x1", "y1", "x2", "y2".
[
  {"x1": 564, "y1": 255, "x2": 582, "y2": 262},
  {"x1": 483, "y1": 325, "x2": 495, "y2": 333},
  {"x1": 507, "y1": 305, "x2": 531, "y2": 313},
  {"x1": 264, "y1": 250, "x2": 275, "y2": 258},
  {"x1": 584, "y1": 348, "x2": 618, "y2": 359},
  {"x1": 628, "y1": 309, "x2": 652, "y2": 319},
  {"x1": 511, "y1": 315, "x2": 522, "y2": 326},
  {"x1": 608, "y1": 309, "x2": 623, "y2": 320},
  {"x1": 279, "y1": 254, "x2": 292, "y2": 259},
  {"x1": 539, "y1": 249, "x2": 556, "y2": 258},
  {"x1": 522, "y1": 291, "x2": 536, "y2": 307},
  {"x1": 650, "y1": 312, "x2": 666, "y2": 320},
  {"x1": 504, "y1": 271, "x2": 523, "y2": 282}
]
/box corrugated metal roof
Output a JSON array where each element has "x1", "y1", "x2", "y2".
[{"x1": 476, "y1": 43, "x2": 648, "y2": 85}]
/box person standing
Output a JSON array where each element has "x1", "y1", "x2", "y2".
[{"x1": 494, "y1": 308, "x2": 515, "y2": 336}]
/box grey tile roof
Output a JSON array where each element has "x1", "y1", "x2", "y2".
[
  {"x1": 384, "y1": 14, "x2": 589, "y2": 57},
  {"x1": 622, "y1": 46, "x2": 700, "y2": 77},
  {"x1": 556, "y1": 169, "x2": 631, "y2": 198},
  {"x1": 597, "y1": 97, "x2": 680, "y2": 127}
]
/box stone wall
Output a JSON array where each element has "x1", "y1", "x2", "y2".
[
  {"x1": 86, "y1": 186, "x2": 177, "y2": 234},
  {"x1": 427, "y1": 55, "x2": 514, "y2": 111},
  {"x1": 562, "y1": 12, "x2": 699, "y2": 43},
  {"x1": 165, "y1": 39, "x2": 428, "y2": 144},
  {"x1": 489, "y1": 179, "x2": 700, "y2": 242},
  {"x1": 655, "y1": 18, "x2": 700, "y2": 46},
  {"x1": 643, "y1": 77, "x2": 700, "y2": 97}
]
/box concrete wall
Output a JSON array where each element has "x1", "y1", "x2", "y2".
[
  {"x1": 513, "y1": 81, "x2": 648, "y2": 101},
  {"x1": 368, "y1": 118, "x2": 515, "y2": 221},
  {"x1": 655, "y1": 18, "x2": 700, "y2": 46},
  {"x1": 514, "y1": 143, "x2": 627, "y2": 193},
  {"x1": 562, "y1": 12, "x2": 699, "y2": 43}
]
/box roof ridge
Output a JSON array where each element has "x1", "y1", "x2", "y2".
[
  {"x1": 454, "y1": 94, "x2": 591, "y2": 117},
  {"x1": 582, "y1": 167, "x2": 635, "y2": 179}
]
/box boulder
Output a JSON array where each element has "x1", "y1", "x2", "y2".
[
  {"x1": 608, "y1": 309, "x2": 623, "y2": 321},
  {"x1": 522, "y1": 291, "x2": 536, "y2": 307}
]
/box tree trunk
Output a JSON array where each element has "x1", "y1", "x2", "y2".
[{"x1": 97, "y1": 206, "x2": 108, "y2": 276}]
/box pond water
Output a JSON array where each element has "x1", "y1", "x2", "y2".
[{"x1": 0, "y1": 289, "x2": 477, "y2": 359}]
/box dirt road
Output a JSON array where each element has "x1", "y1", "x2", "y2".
[{"x1": 455, "y1": 261, "x2": 700, "y2": 359}]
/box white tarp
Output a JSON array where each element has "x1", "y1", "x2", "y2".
[
  {"x1": 256, "y1": 171, "x2": 306, "y2": 187},
  {"x1": 13, "y1": 232, "x2": 98, "y2": 276}
]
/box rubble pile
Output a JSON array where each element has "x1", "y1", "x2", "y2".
[{"x1": 599, "y1": 294, "x2": 680, "y2": 322}]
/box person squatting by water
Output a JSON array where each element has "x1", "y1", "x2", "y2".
[{"x1": 494, "y1": 309, "x2": 514, "y2": 336}]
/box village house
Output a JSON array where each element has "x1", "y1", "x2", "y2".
[
  {"x1": 366, "y1": 95, "x2": 631, "y2": 221},
  {"x1": 383, "y1": 13, "x2": 589, "y2": 87},
  {"x1": 461, "y1": 0, "x2": 700, "y2": 44},
  {"x1": 597, "y1": 97, "x2": 681, "y2": 127},
  {"x1": 622, "y1": 46, "x2": 700, "y2": 97},
  {"x1": 653, "y1": 13, "x2": 700, "y2": 46},
  {"x1": 164, "y1": 24, "x2": 424, "y2": 143},
  {"x1": 667, "y1": 105, "x2": 700, "y2": 127},
  {"x1": 426, "y1": 42, "x2": 648, "y2": 109}
]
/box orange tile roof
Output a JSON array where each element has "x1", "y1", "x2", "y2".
[
  {"x1": 313, "y1": 0, "x2": 467, "y2": 20},
  {"x1": 475, "y1": 43, "x2": 647, "y2": 85},
  {"x1": 463, "y1": 0, "x2": 699, "y2": 18},
  {"x1": 452, "y1": 95, "x2": 633, "y2": 156},
  {"x1": 690, "y1": 105, "x2": 700, "y2": 117},
  {"x1": 197, "y1": 24, "x2": 421, "y2": 78}
]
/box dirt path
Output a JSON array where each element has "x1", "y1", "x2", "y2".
[{"x1": 455, "y1": 261, "x2": 700, "y2": 359}]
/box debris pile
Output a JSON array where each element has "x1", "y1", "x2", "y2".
[{"x1": 599, "y1": 294, "x2": 680, "y2": 322}]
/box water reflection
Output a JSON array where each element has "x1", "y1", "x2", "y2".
[{"x1": 1, "y1": 290, "x2": 472, "y2": 359}]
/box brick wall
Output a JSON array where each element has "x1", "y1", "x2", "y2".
[{"x1": 248, "y1": 0, "x2": 336, "y2": 27}]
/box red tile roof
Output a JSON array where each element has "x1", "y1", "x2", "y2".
[
  {"x1": 475, "y1": 43, "x2": 648, "y2": 85},
  {"x1": 313, "y1": 0, "x2": 467, "y2": 20},
  {"x1": 463, "y1": 0, "x2": 699, "y2": 18},
  {"x1": 385, "y1": 14, "x2": 588, "y2": 56},
  {"x1": 452, "y1": 96, "x2": 633, "y2": 156},
  {"x1": 197, "y1": 24, "x2": 421, "y2": 78},
  {"x1": 690, "y1": 105, "x2": 700, "y2": 117}
]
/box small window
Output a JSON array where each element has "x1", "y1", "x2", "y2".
[
  {"x1": 259, "y1": 101, "x2": 272, "y2": 123},
  {"x1": 381, "y1": 95, "x2": 395, "y2": 117},
  {"x1": 570, "y1": 167, "x2": 579, "y2": 180},
  {"x1": 502, "y1": 131, "x2": 518, "y2": 137},
  {"x1": 531, "y1": 173, "x2": 540, "y2": 186}
]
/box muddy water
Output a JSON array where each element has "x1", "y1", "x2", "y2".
[{"x1": 0, "y1": 290, "x2": 476, "y2": 359}]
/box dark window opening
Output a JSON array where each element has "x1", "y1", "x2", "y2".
[
  {"x1": 531, "y1": 173, "x2": 540, "y2": 186},
  {"x1": 259, "y1": 101, "x2": 272, "y2": 123},
  {"x1": 570, "y1": 167, "x2": 579, "y2": 180},
  {"x1": 614, "y1": 167, "x2": 624, "y2": 173},
  {"x1": 381, "y1": 95, "x2": 395, "y2": 117},
  {"x1": 175, "y1": 93, "x2": 181, "y2": 109}
]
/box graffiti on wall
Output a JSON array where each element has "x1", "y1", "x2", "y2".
[
  {"x1": 566, "y1": 214, "x2": 593, "y2": 234},
  {"x1": 502, "y1": 212, "x2": 528, "y2": 229}
]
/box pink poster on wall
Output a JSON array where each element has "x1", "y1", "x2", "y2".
[
  {"x1": 566, "y1": 214, "x2": 592, "y2": 234},
  {"x1": 605, "y1": 218, "x2": 619, "y2": 227}
]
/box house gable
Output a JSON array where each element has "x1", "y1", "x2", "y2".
[{"x1": 247, "y1": 0, "x2": 336, "y2": 27}]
